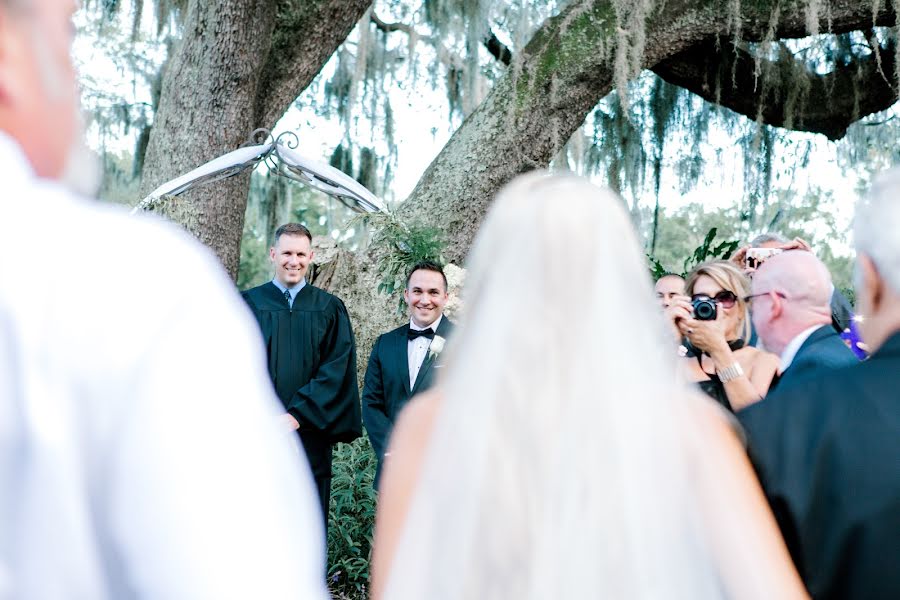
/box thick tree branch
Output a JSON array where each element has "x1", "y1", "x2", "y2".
[
  {"x1": 653, "y1": 37, "x2": 898, "y2": 140},
  {"x1": 401, "y1": 0, "x2": 897, "y2": 262},
  {"x1": 484, "y1": 30, "x2": 512, "y2": 65},
  {"x1": 255, "y1": 0, "x2": 372, "y2": 129},
  {"x1": 370, "y1": 12, "x2": 415, "y2": 35}
]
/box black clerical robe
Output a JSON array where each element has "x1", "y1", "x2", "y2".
[
  {"x1": 242, "y1": 281, "x2": 361, "y2": 520},
  {"x1": 738, "y1": 331, "x2": 900, "y2": 599},
  {"x1": 362, "y1": 317, "x2": 454, "y2": 488}
]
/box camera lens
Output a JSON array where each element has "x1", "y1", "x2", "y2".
[{"x1": 692, "y1": 297, "x2": 718, "y2": 321}]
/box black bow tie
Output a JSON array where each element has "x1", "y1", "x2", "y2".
[{"x1": 408, "y1": 328, "x2": 435, "y2": 340}]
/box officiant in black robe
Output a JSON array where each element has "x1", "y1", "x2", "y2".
[{"x1": 242, "y1": 224, "x2": 361, "y2": 526}]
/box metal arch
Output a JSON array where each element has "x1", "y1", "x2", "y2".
[{"x1": 132, "y1": 128, "x2": 387, "y2": 215}]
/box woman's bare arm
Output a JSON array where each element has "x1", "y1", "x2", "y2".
[
  {"x1": 370, "y1": 391, "x2": 441, "y2": 600},
  {"x1": 746, "y1": 349, "x2": 780, "y2": 401}
]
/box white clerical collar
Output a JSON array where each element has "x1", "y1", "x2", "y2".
[
  {"x1": 271, "y1": 277, "x2": 306, "y2": 301},
  {"x1": 779, "y1": 324, "x2": 825, "y2": 373},
  {"x1": 410, "y1": 313, "x2": 442, "y2": 333}
]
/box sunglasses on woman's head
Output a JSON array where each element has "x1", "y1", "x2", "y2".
[{"x1": 691, "y1": 290, "x2": 738, "y2": 308}]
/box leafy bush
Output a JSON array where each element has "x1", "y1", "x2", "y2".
[
  {"x1": 328, "y1": 436, "x2": 377, "y2": 598},
  {"x1": 648, "y1": 226, "x2": 739, "y2": 279},
  {"x1": 357, "y1": 213, "x2": 446, "y2": 313}
]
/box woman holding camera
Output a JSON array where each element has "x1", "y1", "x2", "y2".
[{"x1": 664, "y1": 261, "x2": 779, "y2": 412}]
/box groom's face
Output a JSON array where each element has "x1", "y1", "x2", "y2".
[{"x1": 404, "y1": 269, "x2": 448, "y2": 328}]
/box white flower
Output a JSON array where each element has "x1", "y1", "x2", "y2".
[{"x1": 429, "y1": 335, "x2": 446, "y2": 358}]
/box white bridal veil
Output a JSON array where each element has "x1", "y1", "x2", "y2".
[{"x1": 383, "y1": 173, "x2": 741, "y2": 599}]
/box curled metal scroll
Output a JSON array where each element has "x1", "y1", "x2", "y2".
[{"x1": 132, "y1": 128, "x2": 386, "y2": 215}]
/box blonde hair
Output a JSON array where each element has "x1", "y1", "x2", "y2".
[{"x1": 684, "y1": 260, "x2": 752, "y2": 341}]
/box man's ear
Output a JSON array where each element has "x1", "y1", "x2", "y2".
[
  {"x1": 268, "y1": 247, "x2": 276, "y2": 262},
  {"x1": 769, "y1": 292, "x2": 784, "y2": 320},
  {"x1": 858, "y1": 254, "x2": 884, "y2": 313},
  {"x1": 309, "y1": 250, "x2": 315, "y2": 263}
]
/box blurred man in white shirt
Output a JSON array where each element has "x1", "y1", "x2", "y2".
[{"x1": 0, "y1": 1, "x2": 328, "y2": 598}]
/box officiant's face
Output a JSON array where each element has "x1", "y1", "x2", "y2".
[
  {"x1": 405, "y1": 269, "x2": 448, "y2": 328},
  {"x1": 271, "y1": 233, "x2": 314, "y2": 287}
]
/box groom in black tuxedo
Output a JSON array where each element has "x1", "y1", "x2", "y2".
[{"x1": 363, "y1": 261, "x2": 454, "y2": 488}]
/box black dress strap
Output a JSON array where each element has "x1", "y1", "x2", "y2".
[{"x1": 693, "y1": 339, "x2": 745, "y2": 412}]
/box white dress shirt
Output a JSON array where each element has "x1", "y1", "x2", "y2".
[
  {"x1": 0, "y1": 133, "x2": 327, "y2": 600},
  {"x1": 779, "y1": 324, "x2": 825, "y2": 373},
  {"x1": 408, "y1": 314, "x2": 442, "y2": 389}
]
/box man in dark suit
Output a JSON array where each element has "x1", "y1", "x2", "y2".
[
  {"x1": 363, "y1": 261, "x2": 454, "y2": 487},
  {"x1": 738, "y1": 170, "x2": 900, "y2": 599},
  {"x1": 748, "y1": 250, "x2": 857, "y2": 390}
]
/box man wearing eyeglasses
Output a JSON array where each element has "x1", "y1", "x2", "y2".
[
  {"x1": 746, "y1": 251, "x2": 857, "y2": 391},
  {"x1": 737, "y1": 169, "x2": 900, "y2": 600},
  {"x1": 733, "y1": 233, "x2": 855, "y2": 336}
]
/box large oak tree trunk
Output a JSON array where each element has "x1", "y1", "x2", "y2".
[{"x1": 139, "y1": 0, "x2": 372, "y2": 278}]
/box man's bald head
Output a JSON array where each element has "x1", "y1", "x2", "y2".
[
  {"x1": 750, "y1": 251, "x2": 833, "y2": 355},
  {"x1": 753, "y1": 251, "x2": 833, "y2": 309}
]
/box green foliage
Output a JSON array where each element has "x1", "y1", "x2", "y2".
[
  {"x1": 360, "y1": 213, "x2": 446, "y2": 313},
  {"x1": 839, "y1": 286, "x2": 856, "y2": 308},
  {"x1": 648, "y1": 227, "x2": 739, "y2": 279},
  {"x1": 236, "y1": 227, "x2": 271, "y2": 290},
  {"x1": 646, "y1": 253, "x2": 668, "y2": 281},
  {"x1": 681, "y1": 227, "x2": 740, "y2": 275},
  {"x1": 645, "y1": 186, "x2": 855, "y2": 292},
  {"x1": 327, "y1": 437, "x2": 377, "y2": 598}
]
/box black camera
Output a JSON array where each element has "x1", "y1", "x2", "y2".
[{"x1": 692, "y1": 296, "x2": 718, "y2": 321}]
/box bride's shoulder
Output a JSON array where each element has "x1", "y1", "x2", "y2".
[
  {"x1": 385, "y1": 390, "x2": 444, "y2": 469},
  {"x1": 395, "y1": 391, "x2": 442, "y2": 439},
  {"x1": 686, "y1": 391, "x2": 748, "y2": 447}
]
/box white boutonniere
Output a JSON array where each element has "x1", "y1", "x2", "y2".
[{"x1": 429, "y1": 335, "x2": 446, "y2": 359}]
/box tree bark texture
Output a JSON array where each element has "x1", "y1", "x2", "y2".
[
  {"x1": 139, "y1": 0, "x2": 371, "y2": 278},
  {"x1": 399, "y1": 0, "x2": 897, "y2": 263}
]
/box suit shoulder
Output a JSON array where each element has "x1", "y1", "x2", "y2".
[
  {"x1": 755, "y1": 361, "x2": 866, "y2": 418},
  {"x1": 241, "y1": 283, "x2": 270, "y2": 302},
  {"x1": 371, "y1": 324, "x2": 407, "y2": 346},
  {"x1": 387, "y1": 323, "x2": 409, "y2": 336},
  {"x1": 301, "y1": 284, "x2": 347, "y2": 311}
]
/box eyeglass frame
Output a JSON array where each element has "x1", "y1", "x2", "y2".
[
  {"x1": 743, "y1": 290, "x2": 788, "y2": 303},
  {"x1": 690, "y1": 290, "x2": 739, "y2": 309}
]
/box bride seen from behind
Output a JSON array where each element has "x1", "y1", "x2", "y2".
[{"x1": 372, "y1": 173, "x2": 806, "y2": 599}]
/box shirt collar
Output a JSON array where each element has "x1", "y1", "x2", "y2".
[
  {"x1": 0, "y1": 131, "x2": 36, "y2": 183},
  {"x1": 410, "y1": 313, "x2": 442, "y2": 333},
  {"x1": 271, "y1": 278, "x2": 306, "y2": 300},
  {"x1": 779, "y1": 324, "x2": 825, "y2": 373}
]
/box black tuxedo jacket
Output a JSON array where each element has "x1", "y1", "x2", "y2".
[
  {"x1": 738, "y1": 331, "x2": 900, "y2": 600},
  {"x1": 774, "y1": 324, "x2": 858, "y2": 391},
  {"x1": 362, "y1": 317, "x2": 454, "y2": 487}
]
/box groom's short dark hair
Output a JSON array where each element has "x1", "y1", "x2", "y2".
[{"x1": 406, "y1": 260, "x2": 448, "y2": 291}]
